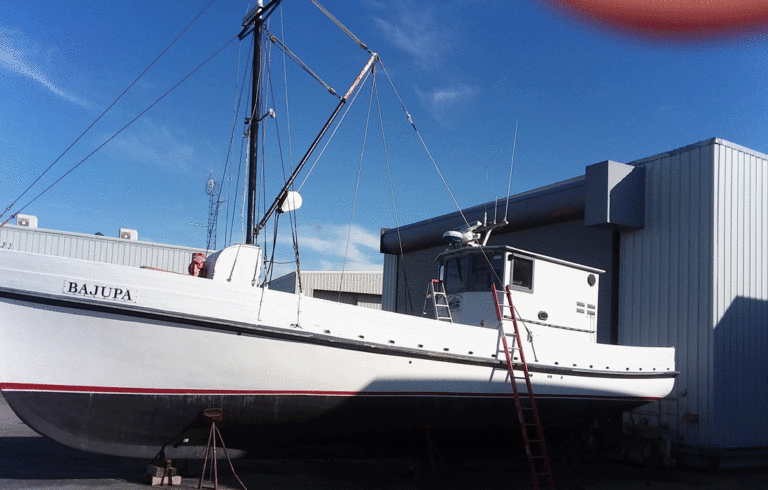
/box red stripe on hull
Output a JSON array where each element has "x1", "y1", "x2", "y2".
[{"x1": 0, "y1": 382, "x2": 659, "y2": 402}]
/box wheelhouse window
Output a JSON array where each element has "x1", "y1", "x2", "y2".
[
  {"x1": 509, "y1": 255, "x2": 534, "y2": 291},
  {"x1": 443, "y1": 252, "x2": 505, "y2": 295}
]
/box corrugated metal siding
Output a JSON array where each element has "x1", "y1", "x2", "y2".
[
  {"x1": 301, "y1": 271, "x2": 382, "y2": 296},
  {"x1": 620, "y1": 140, "x2": 715, "y2": 447},
  {"x1": 267, "y1": 270, "x2": 383, "y2": 309},
  {"x1": 712, "y1": 142, "x2": 768, "y2": 448},
  {"x1": 0, "y1": 225, "x2": 206, "y2": 274},
  {"x1": 382, "y1": 254, "x2": 398, "y2": 312}
]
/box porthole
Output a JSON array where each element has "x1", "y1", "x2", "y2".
[{"x1": 587, "y1": 274, "x2": 596, "y2": 286}]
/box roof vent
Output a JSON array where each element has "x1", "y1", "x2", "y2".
[
  {"x1": 16, "y1": 214, "x2": 38, "y2": 228},
  {"x1": 119, "y1": 228, "x2": 138, "y2": 240}
]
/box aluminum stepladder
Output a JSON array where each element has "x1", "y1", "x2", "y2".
[
  {"x1": 422, "y1": 279, "x2": 453, "y2": 322},
  {"x1": 492, "y1": 284, "x2": 555, "y2": 490}
]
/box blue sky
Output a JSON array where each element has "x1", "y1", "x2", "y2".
[{"x1": 2, "y1": 0, "x2": 768, "y2": 277}]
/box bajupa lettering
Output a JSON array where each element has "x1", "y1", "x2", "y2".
[{"x1": 64, "y1": 281, "x2": 134, "y2": 302}]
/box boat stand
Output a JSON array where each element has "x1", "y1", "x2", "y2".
[{"x1": 197, "y1": 408, "x2": 247, "y2": 490}]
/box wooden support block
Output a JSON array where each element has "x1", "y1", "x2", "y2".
[{"x1": 146, "y1": 474, "x2": 181, "y2": 486}]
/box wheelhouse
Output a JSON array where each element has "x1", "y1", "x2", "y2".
[{"x1": 434, "y1": 245, "x2": 603, "y2": 343}]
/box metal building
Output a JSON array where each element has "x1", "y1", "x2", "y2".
[
  {"x1": 380, "y1": 138, "x2": 768, "y2": 467},
  {"x1": 268, "y1": 270, "x2": 383, "y2": 309},
  {"x1": 0, "y1": 218, "x2": 207, "y2": 275}
]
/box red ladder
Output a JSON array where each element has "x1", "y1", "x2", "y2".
[{"x1": 492, "y1": 285, "x2": 555, "y2": 490}]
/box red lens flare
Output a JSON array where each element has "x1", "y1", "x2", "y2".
[{"x1": 541, "y1": 0, "x2": 768, "y2": 41}]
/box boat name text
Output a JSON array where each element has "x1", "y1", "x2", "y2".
[{"x1": 63, "y1": 281, "x2": 136, "y2": 302}]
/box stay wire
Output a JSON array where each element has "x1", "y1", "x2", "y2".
[
  {"x1": 376, "y1": 59, "x2": 472, "y2": 230},
  {"x1": 227, "y1": 49, "x2": 253, "y2": 246},
  {"x1": 0, "y1": 0, "x2": 220, "y2": 224},
  {"x1": 373, "y1": 74, "x2": 404, "y2": 258},
  {"x1": 377, "y1": 58, "x2": 513, "y2": 307},
  {"x1": 219, "y1": 37, "x2": 251, "y2": 249},
  {"x1": 338, "y1": 70, "x2": 375, "y2": 300},
  {"x1": 1, "y1": 35, "x2": 239, "y2": 228},
  {"x1": 279, "y1": 8, "x2": 303, "y2": 286},
  {"x1": 296, "y1": 68, "x2": 373, "y2": 191},
  {"x1": 264, "y1": 39, "x2": 303, "y2": 287}
]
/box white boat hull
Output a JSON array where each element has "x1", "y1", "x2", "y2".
[{"x1": 0, "y1": 249, "x2": 676, "y2": 458}]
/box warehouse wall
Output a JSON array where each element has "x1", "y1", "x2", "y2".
[
  {"x1": 620, "y1": 138, "x2": 768, "y2": 450},
  {"x1": 711, "y1": 142, "x2": 768, "y2": 449},
  {"x1": 620, "y1": 140, "x2": 716, "y2": 447},
  {"x1": 268, "y1": 270, "x2": 383, "y2": 310},
  {"x1": 0, "y1": 224, "x2": 205, "y2": 274}
]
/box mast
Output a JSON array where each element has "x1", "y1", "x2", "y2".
[
  {"x1": 245, "y1": 8, "x2": 261, "y2": 245},
  {"x1": 239, "y1": 0, "x2": 376, "y2": 243},
  {"x1": 240, "y1": 0, "x2": 282, "y2": 245}
]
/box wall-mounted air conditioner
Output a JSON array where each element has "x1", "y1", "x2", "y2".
[
  {"x1": 16, "y1": 214, "x2": 38, "y2": 228},
  {"x1": 119, "y1": 228, "x2": 138, "y2": 240}
]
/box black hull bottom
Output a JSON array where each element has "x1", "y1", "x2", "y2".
[{"x1": 3, "y1": 390, "x2": 652, "y2": 459}]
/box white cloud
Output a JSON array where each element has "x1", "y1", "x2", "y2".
[
  {"x1": 106, "y1": 119, "x2": 196, "y2": 173},
  {"x1": 371, "y1": 5, "x2": 449, "y2": 70},
  {"x1": 415, "y1": 83, "x2": 478, "y2": 124},
  {"x1": 0, "y1": 25, "x2": 94, "y2": 110},
  {"x1": 274, "y1": 223, "x2": 382, "y2": 272}
]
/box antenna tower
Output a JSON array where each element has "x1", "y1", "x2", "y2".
[{"x1": 205, "y1": 176, "x2": 224, "y2": 251}]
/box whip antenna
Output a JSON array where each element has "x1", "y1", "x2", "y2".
[{"x1": 503, "y1": 120, "x2": 519, "y2": 222}]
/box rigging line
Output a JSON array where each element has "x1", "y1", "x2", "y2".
[
  {"x1": 220, "y1": 34, "x2": 250, "y2": 250},
  {"x1": 1, "y1": 35, "x2": 240, "y2": 228},
  {"x1": 311, "y1": 0, "x2": 370, "y2": 53},
  {"x1": 0, "y1": 0, "x2": 220, "y2": 222},
  {"x1": 504, "y1": 120, "x2": 519, "y2": 222},
  {"x1": 224, "y1": 55, "x2": 251, "y2": 247},
  {"x1": 278, "y1": 8, "x2": 302, "y2": 273},
  {"x1": 279, "y1": 8, "x2": 296, "y2": 178},
  {"x1": 264, "y1": 43, "x2": 302, "y2": 274},
  {"x1": 338, "y1": 70, "x2": 375, "y2": 300},
  {"x1": 234, "y1": 132, "x2": 248, "y2": 245},
  {"x1": 265, "y1": 62, "x2": 290, "y2": 186},
  {"x1": 374, "y1": 73, "x2": 404, "y2": 258},
  {"x1": 230, "y1": 1, "x2": 256, "y2": 247},
  {"x1": 376, "y1": 59, "x2": 473, "y2": 230},
  {"x1": 264, "y1": 28, "x2": 339, "y2": 98},
  {"x1": 296, "y1": 67, "x2": 373, "y2": 192}
]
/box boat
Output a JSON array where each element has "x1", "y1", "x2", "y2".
[{"x1": 0, "y1": 1, "x2": 676, "y2": 459}]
